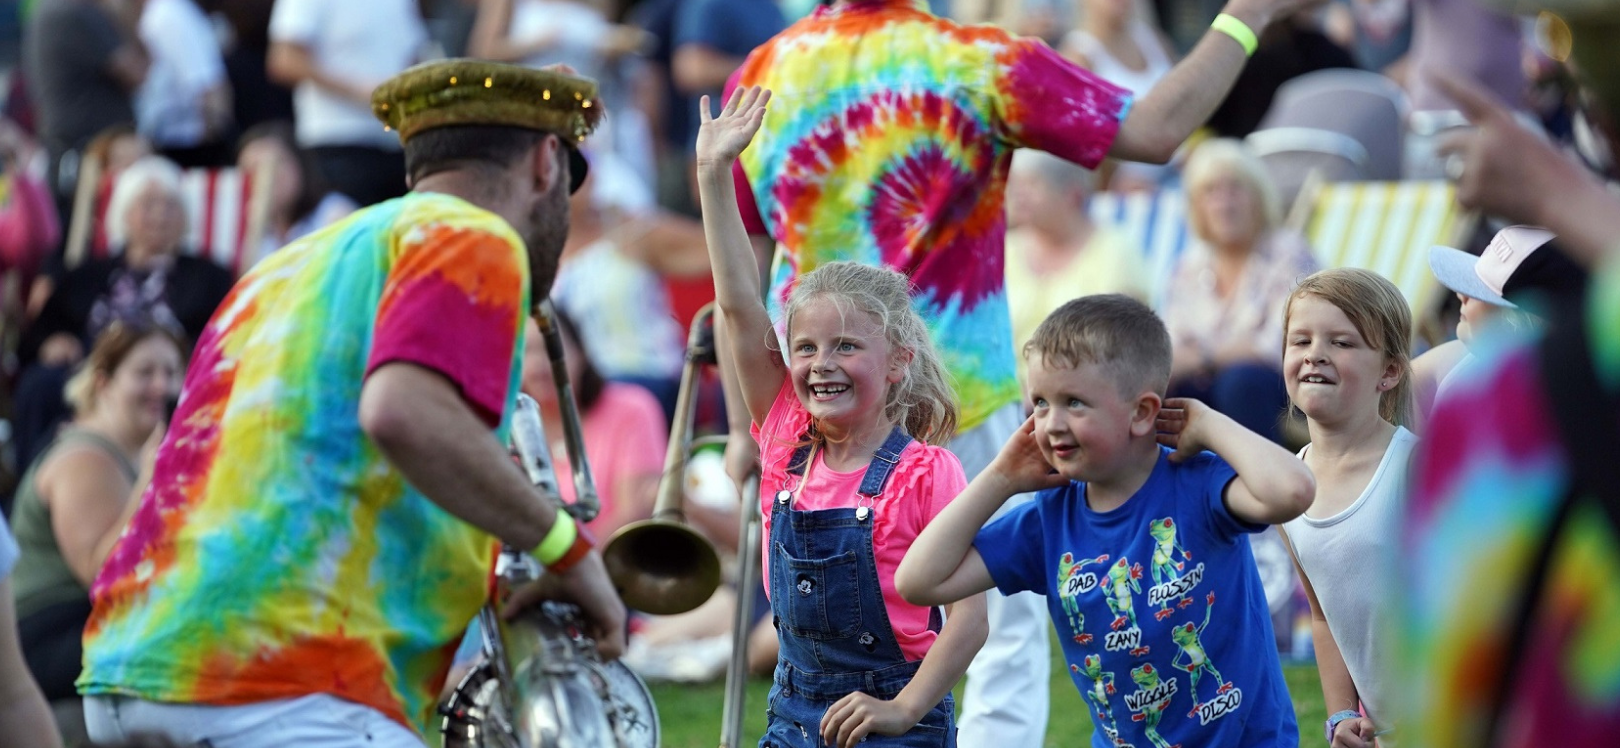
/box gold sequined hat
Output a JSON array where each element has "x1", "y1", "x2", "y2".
[{"x1": 372, "y1": 59, "x2": 602, "y2": 193}]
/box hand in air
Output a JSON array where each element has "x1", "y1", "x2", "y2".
[
  {"x1": 1155, "y1": 398, "x2": 1214, "y2": 463},
  {"x1": 695, "y1": 86, "x2": 772, "y2": 169},
  {"x1": 820, "y1": 691, "x2": 920, "y2": 748},
  {"x1": 988, "y1": 415, "x2": 1070, "y2": 494}
]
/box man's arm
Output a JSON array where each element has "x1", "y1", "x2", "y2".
[
  {"x1": 1108, "y1": 0, "x2": 1301, "y2": 163},
  {"x1": 267, "y1": 41, "x2": 375, "y2": 107}
]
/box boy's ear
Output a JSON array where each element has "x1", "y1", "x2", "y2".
[
  {"x1": 1130, "y1": 391, "x2": 1162, "y2": 437},
  {"x1": 888, "y1": 347, "x2": 914, "y2": 384}
]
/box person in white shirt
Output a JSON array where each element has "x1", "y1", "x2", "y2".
[
  {"x1": 136, "y1": 0, "x2": 233, "y2": 167},
  {"x1": 267, "y1": 0, "x2": 428, "y2": 206}
]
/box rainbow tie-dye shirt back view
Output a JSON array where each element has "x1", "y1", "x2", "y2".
[
  {"x1": 78, "y1": 193, "x2": 531, "y2": 737},
  {"x1": 730, "y1": 0, "x2": 1131, "y2": 431}
]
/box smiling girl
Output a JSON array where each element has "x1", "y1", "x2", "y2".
[
  {"x1": 695, "y1": 86, "x2": 987, "y2": 748},
  {"x1": 1278, "y1": 269, "x2": 1416, "y2": 747}
]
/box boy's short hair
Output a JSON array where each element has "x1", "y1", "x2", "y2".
[{"x1": 1025, "y1": 295, "x2": 1172, "y2": 397}]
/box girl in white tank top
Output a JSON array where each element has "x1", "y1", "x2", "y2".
[{"x1": 1277, "y1": 269, "x2": 1416, "y2": 747}]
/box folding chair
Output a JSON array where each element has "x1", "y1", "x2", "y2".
[
  {"x1": 1086, "y1": 187, "x2": 1191, "y2": 312},
  {"x1": 1258, "y1": 69, "x2": 1409, "y2": 181},
  {"x1": 1246, "y1": 126, "x2": 1368, "y2": 209},
  {"x1": 1294, "y1": 179, "x2": 1475, "y2": 341},
  {"x1": 63, "y1": 164, "x2": 274, "y2": 277}
]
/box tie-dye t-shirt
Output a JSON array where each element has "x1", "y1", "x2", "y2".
[
  {"x1": 78, "y1": 192, "x2": 530, "y2": 737},
  {"x1": 728, "y1": 0, "x2": 1131, "y2": 432},
  {"x1": 1399, "y1": 258, "x2": 1620, "y2": 748}
]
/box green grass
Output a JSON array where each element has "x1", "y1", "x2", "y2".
[{"x1": 649, "y1": 629, "x2": 1326, "y2": 747}]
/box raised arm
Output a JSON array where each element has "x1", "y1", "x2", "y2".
[
  {"x1": 897, "y1": 417, "x2": 1068, "y2": 605},
  {"x1": 1108, "y1": 0, "x2": 1308, "y2": 163},
  {"x1": 694, "y1": 87, "x2": 783, "y2": 426},
  {"x1": 1156, "y1": 398, "x2": 1315, "y2": 525}
]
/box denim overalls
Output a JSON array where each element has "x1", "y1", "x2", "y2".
[{"x1": 761, "y1": 427, "x2": 955, "y2": 748}]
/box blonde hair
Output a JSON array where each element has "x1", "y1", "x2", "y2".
[
  {"x1": 105, "y1": 156, "x2": 186, "y2": 248},
  {"x1": 1285, "y1": 268, "x2": 1414, "y2": 427},
  {"x1": 783, "y1": 262, "x2": 958, "y2": 445},
  {"x1": 1182, "y1": 138, "x2": 1281, "y2": 244},
  {"x1": 1025, "y1": 294, "x2": 1172, "y2": 397},
  {"x1": 65, "y1": 322, "x2": 187, "y2": 415}
]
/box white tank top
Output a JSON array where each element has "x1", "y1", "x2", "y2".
[
  {"x1": 1061, "y1": 21, "x2": 1172, "y2": 97},
  {"x1": 1283, "y1": 426, "x2": 1417, "y2": 740}
]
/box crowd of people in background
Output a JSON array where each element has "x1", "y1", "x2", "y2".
[{"x1": 0, "y1": 0, "x2": 1613, "y2": 746}]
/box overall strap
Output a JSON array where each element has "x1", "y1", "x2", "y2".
[{"x1": 785, "y1": 426, "x2": 914, "y2": 496}]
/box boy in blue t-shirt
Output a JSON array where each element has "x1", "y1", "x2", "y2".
[{"x1": 897, "y1": 295, "x2": 1315, "y2": 748}]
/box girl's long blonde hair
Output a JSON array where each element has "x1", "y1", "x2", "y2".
[
  {"x1": 1285, "y1": 268, "x2": 1414, "y2": 427},
  {"x1": 783, "y1": 262, "x2": 958, "y2": 445}
]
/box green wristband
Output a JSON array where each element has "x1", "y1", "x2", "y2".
[
  {"x1": 532, "y1": 510, "x2": 578, "y2": 566},
  {"x1": 1211, "y1": 13, "x2": 1258, "y2": 57}
]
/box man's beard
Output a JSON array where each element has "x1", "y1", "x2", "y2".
[{"x1": 524, "y1": 181, "x2": 571, "y2": 302}]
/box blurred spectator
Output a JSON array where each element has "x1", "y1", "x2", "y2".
[
  {"x1": 519, "y1": 311, "x2": 665, "y2": 541},
  {"x1": 630, "y1": 0, "x2": 695, "y2": 214},
  {"x1": 12, "y1": 321, "x2": 181, "y2": 702},
  {"x1": 1401, "y1": 0, "x2": 1525, "y2": 112},
  {"x1": 551, "y1": 154, "x2": 687, "y2": 421},
  {"x1": 670, "y1": 0, "x2": 782, "y2": 195},
  {"x1": 0, "y1": 119, "x2": 62, "y2": 296},
  {"x1": 267, "y1": 0, "x2": 428, "y2": 206},
  {"x1": 1336, "y1": 0, "x2": 1411, "y2": 72},
  {"x1": 951, "y1": 0, "x2": 1070, "y2": 44},
  {"x1": 235, "y1": 121, "x2": 355, "y2": 265},
  {"x1": 1164, "y1": 139, "x2": 1318, "y2": 442},
  {"x1": 135, "y1": 0, "x2": 234, "y2": 168},
  {"x1": 1205, "y1": 12, "x2": 1356, "y2": 138},
  {"x1": 1003, "y1": 150, "x2": 1149, "y2": 387},
  {"x1": 470, "y1": 0, "x2": 657, "y2": 197},
  {"x1": 0, "y1": 514, "x2": 63, "y2": 748},
  {"x1": 24, "y1": 0, "x2": 149, "y2": 218},
  {"x1": 28, "y1": 123, "x2": 151, "y2": 315},
  {"x1": 15, "y1": 156, "x2": 229, "y2": 472},
  {"x1": 1061, "y1": 0, "x2": 1177, "y2": 189},
  {"x1": 207, "y1": 0, "x2": 295, "y2": 133}
]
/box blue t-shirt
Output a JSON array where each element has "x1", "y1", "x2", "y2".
[{"x1": 975, "y1": 447, "x2": 1298, "y2": 748}]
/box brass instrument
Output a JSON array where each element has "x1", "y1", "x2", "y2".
[
  {"x1": 602, "y1": 303, "x2": 725, "y2": 616},
  {"x1": 441, "y1": 300, "x2": 658, "y2": 748}
]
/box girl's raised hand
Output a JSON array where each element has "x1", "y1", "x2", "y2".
[{"x1": 695, "y1": 86, "x2": 772, "y2": 169}]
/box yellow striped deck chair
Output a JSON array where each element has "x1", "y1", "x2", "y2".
[
  {"x1": 1086, "y1": 188, "x2": 1191, "y2": 311},
  {"x1": 1298, "y1": 180, "x2": 1466, "y2": 318}
]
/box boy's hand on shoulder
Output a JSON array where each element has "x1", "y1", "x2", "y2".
[
  {"x1": 987, "y1": 416, "x2": 1070, "y2": 494},
  {"x1": 820, "y1": 691, "x2": 923, "y2": 748},
  {"x1": 1155, "y1": 397, "x2": 1219, "y2": 463},
  {"x1": 695, "y1": 85, "x2": 771, "y2": 171}
]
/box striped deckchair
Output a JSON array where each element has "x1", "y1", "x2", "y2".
[
  {"x1": 65, "y1": 165, "x2": 275, "y2": 277},
  {"x1": 1086, "y1": 188, "x2": 1191, "y2": 311},
  {"x1": 1295, "y1": 179, "x2": 1466, "y2": 319}
]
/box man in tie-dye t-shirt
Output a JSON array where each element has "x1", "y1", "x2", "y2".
[
  {"x1": 723, "y1": 0, "x2": 1325, "y2": 742},
  {"x1": 75, "y1": 62, "x2": 626, "y2": 748}
]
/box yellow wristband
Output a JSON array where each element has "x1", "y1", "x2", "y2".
[
  {"x1": 532, "y1": 510, "x2": 578, "y2": 567},
  {"x1": 1211, "y1": 14, "x2": 1258, "y2": 57}
]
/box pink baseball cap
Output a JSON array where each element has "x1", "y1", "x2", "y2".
[{"x1": 1428, "y1": 226, "x2": 1558, "y2": 309}]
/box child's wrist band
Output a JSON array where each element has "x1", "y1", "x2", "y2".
[
  {"x1": 1324, "y1": 710, "x2": 1362, "y2": 744},
  {"x1": 532, "y1": 510, "x2": 578, "y2": 567},
  {"x1": 1211, "y1": 14, "x2": 1258, "y2": 57}
]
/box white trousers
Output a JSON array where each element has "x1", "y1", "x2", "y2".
[
  {"x1": 948, "y1": 402, "x2": 1051, "y2": 748},
  {"x1": 84, "y1": 693, "x2": 425, "y2": 748}
]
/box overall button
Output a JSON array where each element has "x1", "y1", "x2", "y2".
[
  {"x1": 775, "y1": 490, "x2": 793, "y2": 504},
  {"x1": 858, "y1": 631, "x2": 877, "y2": 651},
  {"x1": 796, "y1": 575, "x2": 814, "y2": 595}
]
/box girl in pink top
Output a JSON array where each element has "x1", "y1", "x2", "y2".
[{"x1": 697, "y1": 87, "x2": 987, "y2": 747}]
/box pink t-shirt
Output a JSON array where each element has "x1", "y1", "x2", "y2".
[
  {"x1": 550, "y1": 382, "x2": 668, "y2": 538},
  {"x1": 752, "y1": 381, "x2": 967, "y2": 661}
]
